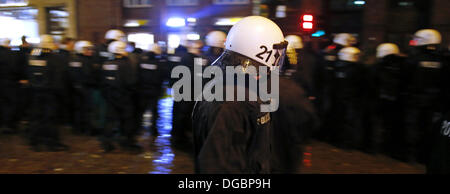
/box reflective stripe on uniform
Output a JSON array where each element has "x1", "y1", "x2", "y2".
[
  {"x1": 69, "y1": 62, "x2": 82, "y2": 67},
  {"x1": 168, "y1": 56, "x2": 181, "y2": 62},
  {"x1": 420, "y1": 61, "x2": 442, "y2": 69},
  {"x1": 29, "y1": 60, "x2": 47, "y2": 66},
  {"x1": 103, "y1": 64, "x2": 118, "y2": 71},
  {"x1": 140, "y1": 63, "x2": 157, "y2": 70}
]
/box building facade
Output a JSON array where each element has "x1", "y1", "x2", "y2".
[
  {"x1": 0, "y1": 0, "x2": 77, "y2": 45},
  {"x1": 0, "y1": 0, "x2": 448, "y2": 52}
]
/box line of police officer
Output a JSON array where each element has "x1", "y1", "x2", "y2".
[
  {"x1": 0, "y1": 28, "x2": 230, "y2": 153},
  {"x1": 299, "y1": 30, "x2": 450, "y2": 170},
  {"x1": 1, "y1": 19, "x2": 449, "y2": 173}
]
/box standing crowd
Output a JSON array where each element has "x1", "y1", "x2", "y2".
[{"x1": 0, "y1": 15, "x2": 449, "y2": 174}]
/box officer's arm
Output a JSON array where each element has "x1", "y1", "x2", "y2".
[{"x1": 197, "y1": 103, "x2": 247, "y2": 174}]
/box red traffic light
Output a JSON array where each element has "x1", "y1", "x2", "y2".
[
  {"x1": 301, "y1": 14, "x2": 314, "y2": 31},
  {"x1": 302, "y1": 22, "x2": 313, "y2": 30},
  {"x1": 302, "y1": 14, "x2": 314, "y2": 22}
]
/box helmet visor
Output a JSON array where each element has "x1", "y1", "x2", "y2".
[{"x1": 272, "y1": 40, "x2": 288, "y2": 70}]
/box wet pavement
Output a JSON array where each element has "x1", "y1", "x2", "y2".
[{"x1": 0, "y1": 97, "x2": 425, "y2": 174}]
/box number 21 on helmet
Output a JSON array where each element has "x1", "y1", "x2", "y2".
[{"x1": 224, "y1": 16, "x2": 288, "y2": 70}]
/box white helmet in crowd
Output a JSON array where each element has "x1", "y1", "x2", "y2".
[
  {"x1": 105, "y1": 29, "x2": 126, "y2": 41},
  {"x1": 333, "y1": 33, "x2": 356, "y2": 47},
  {"x1": 338, "y1": 47, "x2": 360, "y2": 62},
  {"x1": 39, "y1": 34, "x2": 55, "y2": 50},
  {"x1": 74, "y1": 40, "x2": 94, "y2": 54},
  {"x1": 225, "y1": 16, "x2": 288, "y2": 69},
  {"x1": 205, "y1": 31, "x2": 227, "y2": 48},
  {"x1": 0, "y1": 38, "x2": 11, "y2": 47},
  {"x1": 413, "y1": 29, "x2": 442, "y2": 46},
  {"x1": 188, "y1": 40, "x2": 204, "y2": 55},
  {"x1": 285, "y1": 35, "x2": 303, "y2": 50},
  {"x1": 108, "y1": 41, "x2": 128, "y2": 56},
  {"x1": 149, "y1": 43, "x2": 162, "y2": 55},
  {"x1": 376, "y1": 43, "x2": 400, "y2": 58}
]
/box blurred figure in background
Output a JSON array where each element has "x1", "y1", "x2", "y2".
[
  {"x1": 99, "y1": 41, "x2": 141, "y2": 153},
  {"x1": 370, "y1": 43, "x2": 409, "y2": 157},
  {"x1": 26, "y1": 35, "x2": 69, "y2": 152},
  {"x1": 167, "y1": 35, "x2": 190, "y2": 84},
  {"x1": 91, "y1": 29, "x2": 126, "y2": 136},
  {"x1": 284, "y1": 35, "x2": 319, "y2": 100},
  {"x1": 13, "y1": 36, "x2": 33, "y2": 130},
  {"x1": 404, "y1": 29, "x2": 449, "y2": 164},
  {"x1": 0, "y1": 38, "x2": 19, "y2": 134},
  {"x1": 427, "y1": 107, "x2": 450, "y2": 174},
  {"x1": 56, "y1": 37, "x2": 76, "y2": 129},
  {"x1": 203, "y1": 31, "x2": 227, "y2": 66},
  {"x1": 327, "y1": 47, "x2": 367, "y2": 150},
  {"x1": 135, "y1": 44, "x2": 164, "y2": 136},
  {"x1": 171, "y1": 40, "x2": 206, "y2": 147},
  {"x1": 67, "y1": 41, "x2": 96, "y2": 135},
  {"x1": 317, "y1": 33, "x2": 356, "y2": 142},
  {"x1": 271, "y1": 74, "x2": 319, "y2": 173}
]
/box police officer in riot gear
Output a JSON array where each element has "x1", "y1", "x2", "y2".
[
  {"x1": 317, "y1": 33, "x2": 356, "y2": 142},
  {"x1": 192, "y1": 16, "x2": 288, "y2": 173},
  {"x1": 26, "y1": 35, "x2": 69, "y2": 152},
  {"x1": 371, "y1": 43, "x2": 409, "y2": 157},
  {"x1": 0, "y1": 38, "x2": 18, "y2": 134},
  {"x1": 328, "y1": 47, "x2": 367, "y2": 150},
  {"x1": 67, "y1": 41, "x2": 96, "y2": 135},
  {"x1": 404, "y1": 29, "x2": 449, "y2": 164},
  {"x1": 55, "y1": 37, "x2": 76, "y2": 128},
  {"x1": 284, "y1": 35, "x2": 319, "y2": 99},
  {"x1": 99, "y1": 41, "x2": 142, "y2": 153},
  {"x1": 170, "y1": 39, "x2": 206, "y2": 145},
  {"x1": 427, "y1": 110, "x2": 450, "y2": 174},
  {"x1": 203, "y1": 31, "x2": 227, "y2": 66},
  {"x1": 97, "y1": 29, "x2": 126, "y2": 63},
  {"x1": 136, "y1": 44, "x2": 164, "y2": 136},
  {"x1": 91, "y1": 29, "x2": 126, "y2": 134}
]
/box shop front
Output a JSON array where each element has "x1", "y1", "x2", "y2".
[{"x1": 0, "y1": 0, "x2": 77, "y2": 46}]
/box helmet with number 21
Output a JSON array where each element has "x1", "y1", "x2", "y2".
[{"x1": 225, "y1": 16, "x2": 288, "y2": 70}]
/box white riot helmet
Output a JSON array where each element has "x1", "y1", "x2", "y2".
[
  {"x1": 376, "y1": 43, "x2": 400, "y2": 58},
  {"x1": 205, "y1": 31, "x2": 227, "y2": 48},
  {"x1": 225, "y1": 16, "x2": 288, "y2": 69},
  {"x1": 74, "y1": 41, "x2": 94, "y2": 54},
  {"x1": 108, "y1": 41, "x2": 128, "y2": 56},
  {"x1": 413, "y1": 29, "x2": 442, "y2": 46},
  {"x1": 105, "y1": 29, "x2": 126, "y2": 41},
  {"x1": 0, "y1": 38, "x2": 11, "y2": 47},
  {"x1": 285, "y1": 35, "x2": 303, "y2": 50},
  {"x1": 333, "y1": 33, "x2": 356, "y2": 47},
  {"x1": 39, "y1": 34, "x2": 55, "y2": 50},
  {"x1": 149, "y1": 44, "x2": 162, "y2": 55},
  {"x1": 338, "y1": 47, "x2": 360, "y2": 62}
]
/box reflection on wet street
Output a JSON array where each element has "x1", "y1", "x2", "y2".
[
  {"x1": 149, "y1": 97, "x2": 175, "y2": 174},
  {"x1": 0, "y1": 92, "x2": 425, "y2": 174}
]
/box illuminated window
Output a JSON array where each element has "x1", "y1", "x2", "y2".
[
  {"x1": 212, "y1": 0, "x2": 250, "y2": 5},
  {"x1": 123, "y1": 0, "x2": 153, "y2": 8},
  {"x1": 0, "y1": 0, "x2": 29, "y2": 7},
  {"x1": 166, "y1": 0, "x2": 198, "y2": 6},
  {"x1": 127, "y1": 33, "x2": 154, "y2": 51},
  {"x1": 0, "y1": 8, "x2": 39, "y2": 46},
  {"x1": 47, "y1": 7, "x2": 69, "y2": 38},
  {"x1": 275, "y1": 5, "x2": 286, "y2": 18}
]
